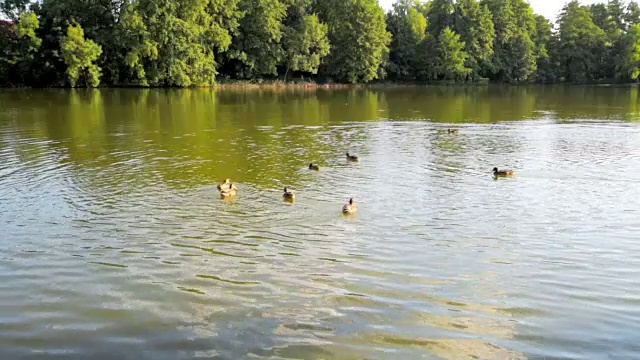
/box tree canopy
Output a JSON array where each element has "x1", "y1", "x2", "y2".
[
  {"x1": 3, "y1": 0, "x2": 640, "y2": 87},
  {"x1": 61, "y1": 23, "x2": 102, "y2": 87},
  {"x1": 316, "y1": 0, "x2": 391, "y2": 83}
]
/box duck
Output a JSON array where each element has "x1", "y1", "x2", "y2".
[
  {"x1": 448, "y1": 128, "x2": 459, "y2": 134},
  {"x1": 342, "y1": 198, "x2": 357, "y2": 215},
  {"x1": 283, "y1": 187, "x2": 296, "y2": 202},
  {"x1": 308, "y1": 163, "x2": 320, "y2": 171},
  {"x1": 220, "y1": 183, "x2": 237, "y2": 198},
  {"x1": 217, "y1": 179, "x2": 237, "y2": 191},
  {"x1": 492, "y1": 167, "x2": 514, "y2": 177},
  {"x1": 346, "y1": 152, "x2": 359, "y2": 162}
]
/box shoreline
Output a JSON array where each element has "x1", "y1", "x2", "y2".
[{"x1": 1, "y1": 81, "x2": 639, "y2": 90}]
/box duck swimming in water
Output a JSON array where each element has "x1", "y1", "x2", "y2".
[
  {"x1": 217, "y1": 179, "x2": 237, "y2": 191},
  {"x1": 492, "y1": 167, "x2": 514, "y2": 177},
  {"x1": 283, "y1": 187, "x2": 296, "y2": 202},
  {"x1": 346, "y1": 153, "x2": 359, "y2": 162},
  {"x1": 308, "y1": 163, "x2": 320, "y2": 171},
  {"x1": 342, "y1": 198, "x2": 357, "y2": 215},
  {"x1": 220, "y1": 183, "x2": 237, "y2": 198}
]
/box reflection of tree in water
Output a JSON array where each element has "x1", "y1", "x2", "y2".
[
  {"x1": 534, "y1": 85, "x2": 640, "y2": 121},
  {"x1": 0, "y1": 89, "x2": 381, "y2": 193},
  {"x1": 1, "y1": 86, "x2": 638, "y2": 196},
  {"x1": 378, "y1": 86, "x2": 537, "y2": 123},
  {"x1": 379, "y1": 85, "x2": 640, "y2": 123}
]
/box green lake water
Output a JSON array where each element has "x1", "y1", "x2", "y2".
[{"x1": 1, "y1": 86, "x2": 639, "y2": 359}]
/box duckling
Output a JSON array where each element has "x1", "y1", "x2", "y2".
[
  {"x1": 492, "y1": 167, "x2": 514, "y2": 177},
  {"x1": 217, "y1": 179, "x2": 236, "y2": 191},
  {"x1": 308, "y1": 163, "x2": 320, "y2": 171},
  {"x1": 448, "y1": 128, "x2": 459, "y2": 134},
  {"x1": 346, "y1": 152, "x2": 359, "y2": 162},
  {"x1": 220, "y1": 183, "x2": 237, "y2": 198},
  {"x1": 283, "y1": 187, "x2": 296, "y2": 202},
  {"x1": 342, "y1": 198, "x2": 357, "y2": 215}
]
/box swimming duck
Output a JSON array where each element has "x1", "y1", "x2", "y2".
[
  {"x1": 493, "y1": 167, "x2": 514, "y2": 177},
  {"x1": 283, "y1": 187, "x2": 296, "y2": 202},
  {"x1": 448, "y1": 128, "x2": 459, "y2": 134},
  {"x1": 346, "y1": 153, "x2": 359, "y2": 162},
  {"x1": 308, "y1": 163, "x2": 320, "y2": 171},
  {"x1": 342, "y1": 198, "x2": 357, "y2": 215},
  {"x1": 220, "y1": 183, "x2": 237, "y2": 198},
  {"x1": 217, "y1": 179, "x2": 237, "y2": 191}
]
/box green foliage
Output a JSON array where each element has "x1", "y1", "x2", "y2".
[
  {"x1": 317, "y1": 0, "x2": 391, "y2": 83},
  {"x1": 435, "y1": 27, "x2": 471, "y2": 80},
  {"x1": 6, "y1": 0, "x2": 640, "y2": 86},
  {"x1": 386, "y1": 0, "x2": 428, "y2": 79},
  {"x1": 534, "y1": 15, "x2": 556, "y2": 82},
  {"x1": 408, "y1": 7, "x2": 428, "y2": 41},
  {"x1": 616, "y1": 24, "x2": 640, "y2": 80},
  {"x1": 209, "y1": 0, "x2": 243, "y2": 52},
  {"x1": 482, "y1": 0, "x2": 537, "y2": 82},
  {"x1": 120, "y1": 0, "x2": 224, "y2": 86},
  {"x1": 626, "y1": 1, "x2": 640, "y2": 26},
  {"x1": 590, "y1": 3, "x2": 610, "y2": 31},
  {"x1": 61, "y1": 23, "x2": 102, "y2": 87},
  {"x1": 0, "y1": 0, "x2": 30, "y2": 21},
  {"x1": 607, "y1": 0, "x2": 626, "y2": 32},
  {"x1": 0, "y1": 11, "x2": 41, "y2": 85},
  {"x1": 427, "y1": 0, "x2": 455, "y2": 37},
  {"x1": 282, "y1": 14, "x2": 330, "y2": 79},
  {"x1": 226, "y1": 0, "x2": 287, "y2": 78},
  {"x1": 591, "y1": 0, "x2": 627, "y2": 79},
  {"x1": 29, "y1": 0, "x2": 128, "y2": 86},
  {"x1": 557, "y1": 0, "x2": 607, "y2": 82},
  {"x1": 16, "y1": 12, "x2": 40, "y2": 46},
  {"x1": 453, "y1": 0, "x2": 495, "y2": 78}
]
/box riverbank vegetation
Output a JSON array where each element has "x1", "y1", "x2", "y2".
[{"x1": 1, "y1": 0, "x2": 640, "y2": 87}]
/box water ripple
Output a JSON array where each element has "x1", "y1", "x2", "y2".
[{"x1": 2, "y1": 89, "x2": 640, "y2": 359}]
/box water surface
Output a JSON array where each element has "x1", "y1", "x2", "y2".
[{"x1": 1, "y1": 86, "x2": 640, "y2": 359}]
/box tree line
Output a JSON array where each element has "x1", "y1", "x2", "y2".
[{"x1": 1, "y1": 0, "x2": 640, "y2": 87}]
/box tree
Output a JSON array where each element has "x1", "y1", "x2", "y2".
[
  {"x1": 225, "y1": 0, "x2": 287, "y2": 78},
  {"x1": 626, "y1": 1, "x2": 640, "y2": 27},
  {"x1": 606, "y1": 0, "x2": 627, "y2": 78},
  {"x1": 61, "y1": 23, "x2": 102, "y2": 87},
  {"x1": 427, "y1": 0, "x2": 454, "y2": 37},
  {"x1": 482, "y1": 0, "x2": 536, "y2": 82},
  {"x1": 120, "y1": 0, "x2": 222, "y2": 86},
  {"x1": 590, "y1": 1, "x2": 626, "y2": 79},
  {"x1": 408, "y1": 6, "x2": 428, "y2": 40},
  {"x1": 0, "y1": 11, "x2": 42, "y2": 85},
  {"x1": 510, "y1": 0, "x2": 537, "y2": 81},
  {"x1": 608, "y1": 0, "x2": 626, "y2": 31},
  {"x1": 616, "y1": 24, "x2": 640, "y2": 80},
  {"x1": 209, "y1": 0, "x2": 243, "y2": 53},
  {"x1": 557, "y1": 0, "x2": 607, "y2": 82},
  {"x1": 453, "y1": 0, "x2": 494, "y2": 78},
  {"x1": 16, "y1": 12, "x2": 42, "y2": 50},
  {"x1": 31, "y1": 0, "x2": 129, "y2": 85},
  {"x1": 316, "y1": 0, "x2": 391, "y2": 83},
  {"x1": 590, "y1": 3, "x2": 610, "y2": 31},
  {"x1": 386, "y1": 0, "x2": 428, "y2": 80},
  {"x1": 435, "y1": 27, "x2": 471, "y2": 80},
  {"x1": 534, "y1": 14, "x2": 556, "y2": 82},
  {"x1": 282, "y1": 14, "x2": 330, "y2": 80},
  {"x1": 0, "y1": 0, "x2": 30, "y2": 21}
]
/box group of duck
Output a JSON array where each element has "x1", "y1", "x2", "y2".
[
  {"x1": 215, "y1": 129, "x2": 514, "y2": 215},
  {"x1": 216, "y1": 152, "x2": 360, "y2": 214}
]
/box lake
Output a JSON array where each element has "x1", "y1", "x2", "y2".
[{"x1": 1, "y1": 86, "x2": 639, "y2": 359}]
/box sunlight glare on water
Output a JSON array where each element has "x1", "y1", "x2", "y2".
[{"x1": 1, "y1": 87, "x2": 640, "y2": 359}]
